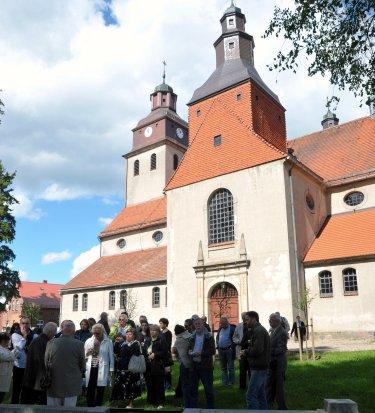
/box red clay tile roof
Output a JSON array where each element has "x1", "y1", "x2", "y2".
[
  {"x1": 100, "y1": 197, "x2": 166, "y2": 238},
  {"x1": 304, "y1": 208, "x2": 375, "y2": 265},
  {"x1": 19, "y1": 281, "x2": 62, "y2": 309},
  {"x1": 289, "y1": 117, "x2": 375, "y2": 184},
  {"x1": 165, "y1": 96, "x2": 285, "y2": 191},
  {"x1": 63, "y1": 246, "x2": 167, "y2": 291}
]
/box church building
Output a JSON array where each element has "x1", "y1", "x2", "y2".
[{"x1": 61, "y1": 2, "x2": 375, "y2": 335}]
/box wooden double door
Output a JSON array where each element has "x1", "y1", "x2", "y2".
[{"x1": 209, "y1": 282, "x2": 239, "y2": 332}]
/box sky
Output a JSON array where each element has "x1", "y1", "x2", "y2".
[{"x1": 0, "y1": 0, "x2": 370, "y2": 285}]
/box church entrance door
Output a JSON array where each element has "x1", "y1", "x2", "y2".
[{"x1": 209, "y1": 282, "x2": 239, "y2": 332}]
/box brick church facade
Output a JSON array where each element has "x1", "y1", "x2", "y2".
[{"x1": 61, "y1": 2, "x2": 375, "y2": 334}]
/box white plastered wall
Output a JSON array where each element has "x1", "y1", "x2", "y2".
[
  {"x1": 167, "y1": 159, "x2": 297, "y2": 329},
  {"x1": 305, "y1": 261, "x2": 375, "y2": 332}
]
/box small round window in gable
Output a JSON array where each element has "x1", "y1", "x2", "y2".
[
  {"x1": 344, "y1": 191, "x2": 364, "y2": 207},
  {"x1": 117, "y1": 238, "x2": 126, "y2": 249},
  {"x1": 305, "y1": 193, "x2": 315, "y2": 211},
  {"x1": 152, "y1": 231, "x2": 163, "y2": 243}
]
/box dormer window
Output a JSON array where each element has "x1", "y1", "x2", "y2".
[
  {"x1": 197, "y1": 109, "x2": 202, "y2": 117},
  {"x1": 214, "y1": 135, "x2": 222, "y2": 147},
  {"x1": 228, "y1": 42, "x2": 235, "y2": 49}
]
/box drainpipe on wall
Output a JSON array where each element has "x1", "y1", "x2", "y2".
[{"x1": 286, "y1": 157, "x2": 301, "y2": 311}]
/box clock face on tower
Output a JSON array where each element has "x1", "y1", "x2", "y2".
[
  {"x1": 176, "y1": 127, "x2": 184, "y2": 139},
  {"x1": 144, "y1": 126, "x2": 153, "y2": 138}
]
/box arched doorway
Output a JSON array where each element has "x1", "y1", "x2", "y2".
[{"x1": 209, "y1": 282, "x2": 239, "y2": 332}]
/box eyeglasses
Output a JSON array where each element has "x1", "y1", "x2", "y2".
[{"x1": 21, "y1": 322, "x2": 30, "y2": 325}]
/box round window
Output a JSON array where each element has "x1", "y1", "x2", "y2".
[
  {"x1": 305, "y1": 193, "x2": 315, "y2": 211},
  {"x1": 117, "y1": 238, "x2": 126, "y2": 249},
  {"x1": 152, "y1": 231, "x2": 163, "y2": 243},
  {"x1": 344, "y1": 191, "x2": 364, "y2": 207}
]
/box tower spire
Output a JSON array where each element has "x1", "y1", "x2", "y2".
[{"x1": 162, "y1": 60, "x2": 167, "y2": 84}]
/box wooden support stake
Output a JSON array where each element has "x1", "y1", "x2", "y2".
[
  {"x1": 310, "y1": 317, "x2": 316, "y2": 361},
  {"x1": 296, "y1": 322, "x2": 303, "y2": 361}
]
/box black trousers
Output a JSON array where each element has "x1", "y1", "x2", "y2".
[
  {"x1": 239, "y1": 356, "x2": 250, "y2": 389},
  {"x1": 11, "y1": 367, "x2": 25, "y2": 404},
  {"x1": 86, "y1": 366, "x2": 105, "y2": 407},
  {"x1": 21, "y1": 387, "x2": 47, "y2": 405},
  {"x1": 267, "y1": 357, "x2": 287, "y2": 410},
  {"x1": 0, "y1": 392, "x2": 5, "y2": 404},
  {"x1": 146, "y1": 373, "x2": 165, "y2": 406}
]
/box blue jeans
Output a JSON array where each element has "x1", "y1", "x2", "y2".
[
  {"x1": 190, "y1": 363, "x2": 215, "y2": 408},
  {"x1": 246, "y1": 369, "x2": 268, "y2": 410},
  {"x1": 180, "y1": 364, "x2": 193, "y2": 408},
  {"x1": 218, "y1": 348, "x2": 235, "y2": 385}
]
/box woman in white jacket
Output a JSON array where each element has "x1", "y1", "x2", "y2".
[
  {"x1": 0, "y1": 333, "x2": 16, "y2": 403},
  {"x1": 84, "y1": 323, "x2": 114, "y2": 407}
]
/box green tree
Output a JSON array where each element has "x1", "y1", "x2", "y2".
[
  {"x1": 294, "y1": 287, "x2": 315, "y2": 321},
  {"x1": 0, "y1": 96, "x2": 20, "y2": 312},
  {"x1": 22, "y1": 301, "x2": 42, "y2": 326},
  {"x1": 264, "y1": 0, "x2": 375, "y2": 103}
]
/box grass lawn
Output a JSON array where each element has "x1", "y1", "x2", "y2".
[{"x1": 4, "y1": 351, "x2": 375, "y2": 412}]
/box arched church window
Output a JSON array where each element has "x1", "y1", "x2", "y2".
[
  {"x1": 73, "y1": 294, "x2": 78, "y2": 311},
  {"x1": 134, "y1": 160, "x2": 140, "y2": 176},
  {"x1": 343, "y1": 268, "x2": 358, "y2": 295},
  {"x1": 82, "y1": 293, "x2": 88, "y2": 311},
  {"x1": 120, "y1": 290, "x2": 127, "y2": 309},
  {"x1": 173, "y1": 154, "x2": 179, "y2": 170},
  {"x1": 109, "y1": 291, "x2": 115, "y2": 310},
  {"x1": 208, "y1": 188, "x2": 234, "y2": 245},
  {"x1": 319, "y1": 271, "x2": 333, "y2": 297},
  {"x1": 152, "y1": 287, "x2": 160, "y2": 307},
  {"x1": 150, "y1": 153, "x2": 157, "y2": 170}
]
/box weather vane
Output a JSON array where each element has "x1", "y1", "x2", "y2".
[{"x1": 162, "y1": 61, "x2": 167, "y2": 84}]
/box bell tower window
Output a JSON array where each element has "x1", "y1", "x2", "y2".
[
  {"x1": 173, "y1": 154, "x2": 179, "y2": 170},
  {"x1": 150, "y1": 153, "x2": 157, "y2": 170},
  {"x1": 134, "y1": 160, "x2": 140, "y2": 176}
]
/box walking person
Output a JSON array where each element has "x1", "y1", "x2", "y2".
[
  {"x1": 267, "y1": 313, "x2": 288, "y2": 410},
  {"x1": 216, "y1": 316, "x2": 236, "y2": 386},
  {"x1": 98, "y1": 312, "x2": 110, "y2": 336},
  {"x1": 75, "y1": 319, "x2": 92, "y2": 343},
  {"x1": 145, "y1": 324, "x2": 168, "y2": 408},
  {"x1": 159, "y1": 318, "x2": 173, "y2": 390},
  {"x1": 0, "y1": 333, "x2": 16, "y2": 404},
  {"x1": 45, "y1": 321, "x2": 85, "y2": 407},
  {"x1": 189, "y1": 317, "x2": 216, "y2": 409},
  {"x1": 241, "y1": 311, "x2": 270, "y2": 410},
  {"x1": 234, "y1": 312, "x2": 250, "y2": 389},
  {"x1": 21, "y1": 322, "x2": 58, "y2": 405},
  {"x1": 111, "y1": 329, "x2": 142, "y2": 408},
  {"x1": 11, "y1": 317, "x2": 35, "y2": 404},
  {"x1": 85, "y1": 324, "x2": 114, "y2": 407},
  {"x1": 291, "y1": 316, "x2": 306, "y2": 347}
]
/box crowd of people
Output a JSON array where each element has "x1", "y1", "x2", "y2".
[{"x1": 0, "y1": 309, "x2": 306, "y2": 410}]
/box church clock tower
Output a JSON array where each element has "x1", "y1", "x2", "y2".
[{"x1": 125, "y1": 68, "x2": 188, "y2": 206}]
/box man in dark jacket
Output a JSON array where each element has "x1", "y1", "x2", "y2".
[
  {"x1": 291, "y1": 315, "x2": 306, "y2": 346},
  {"x1": 189, "y1": 317, "x2": 216, "y2": 408},
  {"x1": 21, "y1": 322, "x2": 58, "y2": 404},
  {"x1": 241, "y1": 311, "x2": 270, "y2": 410},
  {"x1": 159, "y1": 318, "x2": 173, "y2": 390},
  {"x1": 98, "y1": 312, "x2": 110, "y2": 336},
  {"x1": 216, "y1": 316, "x2": 236, "y2": 386},
  {"x1": 267, "y1": 313, "x2": 288, "y2": 410}
]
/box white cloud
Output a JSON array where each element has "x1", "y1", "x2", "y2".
[
  {"x1": 98, "y1": 217, "x2": 113, "y2": 226},
  {"x1": 70, "y1": 245, "x2": 100, "y2": 278},
  {"x1": 42, "y1": 250, "x2": 72, "y2": 265},
  {"x1": 0, "y1": 0, "x2": 369, "y2": 220},
  {"x1": 19, "y1": 270, "x2": 28, "y2": 281},
  {"x1": 11, "y1": 190, "x2": 43, "y2": 221}
]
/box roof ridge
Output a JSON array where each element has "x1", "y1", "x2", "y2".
[
  {"x1": 20, "y1": 281, "x2": 63, "y2": 286},
  {"x1": 289, "y1": 116, "x2": 371, "y2": 143}
]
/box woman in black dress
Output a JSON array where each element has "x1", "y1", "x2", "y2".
[{"x1": 111, "y1": 329, "x2": 142, "y2": 408}]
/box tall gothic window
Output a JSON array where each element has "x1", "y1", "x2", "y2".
[
  {"x1": 82, "y1": 293, "x2": 88, "y2": 311},
  {"x1": 343, "y1": 268, "x2": 358, "y2": 295},
  {"x1": 173, "y1": 154, "x2": 179, "y2": 170},
  {"x1": 152, "y1": 287, "x2": 160, "y2": 307},
  {"x1": 109, "y1": 291, "x2": 116, "y2": 310},
  {"x1": 73, "y1": 294, "x2": 78, "y2": 311},
  {"x1": 208, "y1": 188, "x2": 234, "y2": 245},
  {"x1": 150, "y1": 153, "x2": 157, "y2": 170},
  {"x1": 120, "y1": 290, "x2": 127, "y2": 309},
  {"x1": 134, "y1": 160, "x2": 139, "y2": 176},
  {"x1": 319, "y1": 271, "x2": 333, "y2": 297}
]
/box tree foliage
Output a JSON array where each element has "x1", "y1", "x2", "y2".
[
  {"x1": 294, "y1": 287, "x2": 315, "y2": 321},
  {"x1": 0, "y1": 96, "x2": 20, "y2": 312},
  {"x1": 22, "y1": 301, "x2": 42, "y2": 325},
  {"x1": 264, "y1": 0, "x2": 375, "y2": 102}
]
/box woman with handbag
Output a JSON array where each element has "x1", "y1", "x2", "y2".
[
  {"x1": 111, "y1": 329, "x2": 143, "y2": 408},
  {"x1": 84, "y1": 323, "x2": 114, "y2": 407}
]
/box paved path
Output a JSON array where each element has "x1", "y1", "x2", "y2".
[{"x1": 288, "y1": 337, "x2": 375, "y2": 353}]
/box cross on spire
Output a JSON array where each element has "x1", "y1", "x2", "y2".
[{"x1": 162, "y1": 60, "x2": 167, "y2": 84}]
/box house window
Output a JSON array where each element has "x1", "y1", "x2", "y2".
[
  {"x1": 120, "y1": 290, "x2": 127, "y2": 309},
  {"x1": 173, "y1": 154, "x2": 179, "y2": 170},
  {"x1": 82, "y1": 293, "x2": 88, "y2": 311},
  {"x1": 134, "y1": 160, "x2": 140, "y2": 176},
  {"x1": 228, "y1": 42, "x2": 235, "y2": 49},
  {"x1": 152, "y1": 230, "x2": 163, "y2": 243},
  {"x1": 214, "y1": 135, "x2": 222, "y2": 147},
  {"x1": 150, "y1": 153, "x2": 157, "y2": 170},
  {"x1": 228, "y1": 18, "x2": 234, "y2": 26},
  {"x1": 236, "y1": 93, "x2": 242, "y2": 101},
  {"x1": 117, "y1": 238, "x2": 126, "y2": 249},
  {"x1": 343, "y1": 268, "x2": 358, "y2": 295},
  {"x1": 319, "y1": 271, "x2": 333, "y2": 297},
  {"x1": 73, "y1": 294, "x2": 78, "y2": 311},
  {"x1": 344, "y1": 191, "x2": 364, "y2": 207},
  {"x1": 306, "y1": 193, "x2": 315, "y2": 211},
  {"x1": 152, "y1": 287, "x2": 160, "y2": 307},
  {"x1": 109, "y1": 291, "x2": 115, "y2": 310},
  {"x1": 208, "y1": 188, "x2": 234, "y2": 245},
  {"x1": 196, "y1": 109, "x2": 201, "y2": 117}
]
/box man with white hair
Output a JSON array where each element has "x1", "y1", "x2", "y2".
[
  {"x1": 22, "y1": 322, "x2": 58, "y2": 404},
  {"x1": 45, "y1": 320, "x2": 85, "y2": 407}
]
